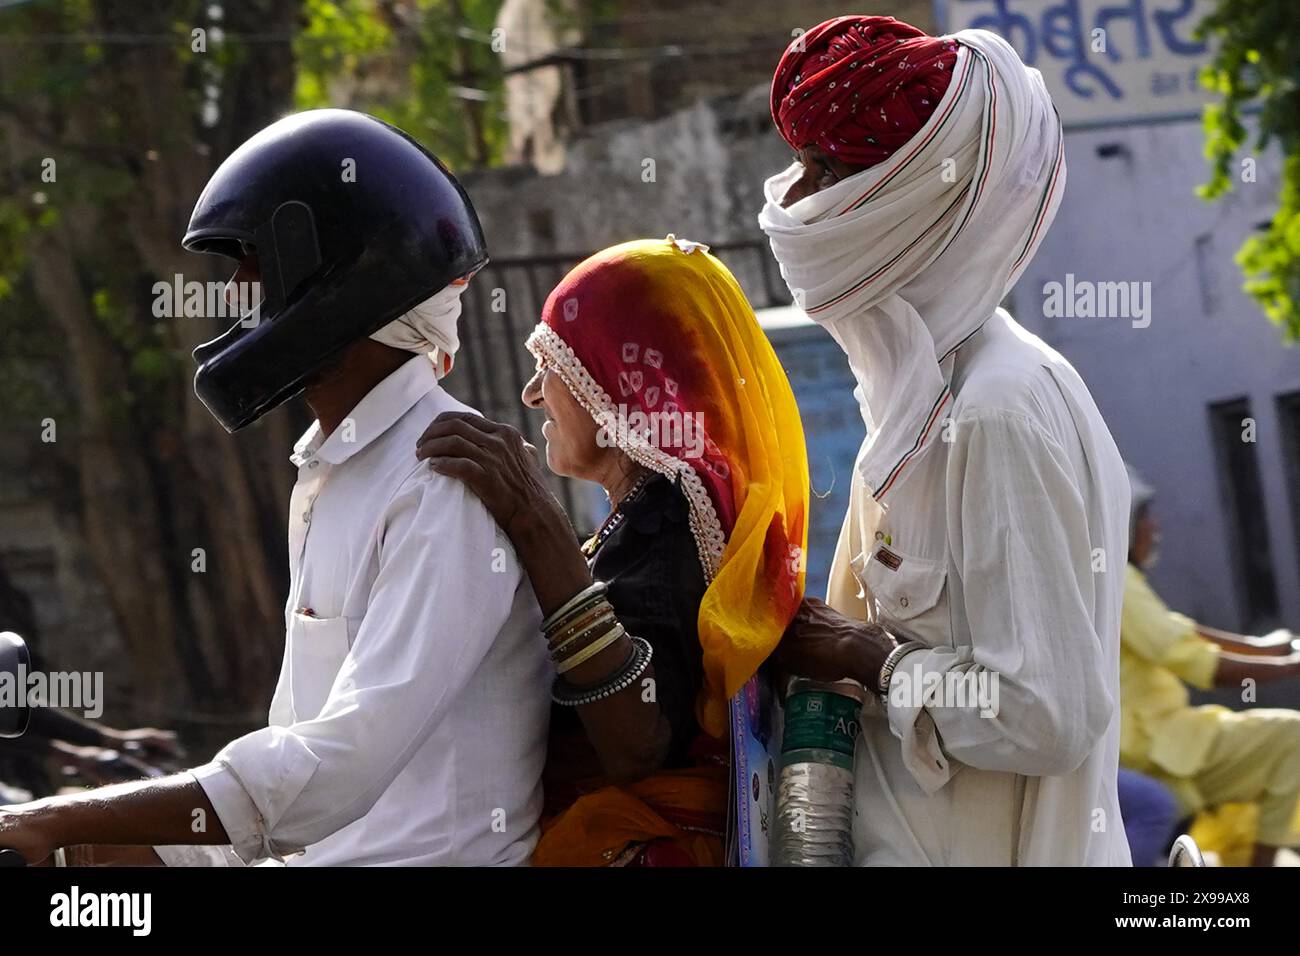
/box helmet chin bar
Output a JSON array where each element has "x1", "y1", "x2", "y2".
[
  {"x1": 0, "y1": 631, "x2": 31, "y2": 739},
  {"x1": 192, "y1": 248, "x2": 436, "y2": 433}
]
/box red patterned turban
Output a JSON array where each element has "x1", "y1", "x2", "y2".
[{"x1": 771, "y1": 16, "x2": 959, "y2": 168}]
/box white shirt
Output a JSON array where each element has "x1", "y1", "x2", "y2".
[
  {"x1": 157, "y1": 356, "x2": 551, "y2": 866},
  {"x1": 828, "y1": 311, "x2": 1132, "y2": 866}
]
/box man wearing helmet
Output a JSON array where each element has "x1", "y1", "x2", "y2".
[{"x1": 0, "y1": 110, "x2": 551, "y2": 867}]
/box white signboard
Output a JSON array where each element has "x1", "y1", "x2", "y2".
[{"x1": 939, "y1": 0, "x2": 1216, "y2": 128}]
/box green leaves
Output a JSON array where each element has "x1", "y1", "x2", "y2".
[
  {"x1": 294, "y1": 0, "x2": 507, "y2": 170},
  {"x1": 1198, "y1": 0, "x2": 1300, "y2": 341}
]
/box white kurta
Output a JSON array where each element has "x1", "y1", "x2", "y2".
[
  {"x1": 158, "y1": 356, "x2": 551, "y2": 866},
  {"x1": 830, "y1": 311, "x2": 1132, "y2": 866}
]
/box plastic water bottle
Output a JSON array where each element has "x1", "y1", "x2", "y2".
[{"x1": 771, "y1": 677, "x2": 867, "y2": 866}]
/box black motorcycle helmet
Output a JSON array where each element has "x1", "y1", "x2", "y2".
[{"x1": 185, "y1": 109, "x2": 488, "y2": 432}]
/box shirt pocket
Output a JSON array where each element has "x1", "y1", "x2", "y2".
[
  {"x1": 859, "y1": 544, "x2": 950, "y2": 645},
  {"x1": 287, "y1": 612, "x2": 352, "y2": 722}
]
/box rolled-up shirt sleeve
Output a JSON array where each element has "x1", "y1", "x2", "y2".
[
  {"x1": 153, "y1": 832, "x2": 246, "y2": 868},
  {"x1": 886, "y1": 410, "x2": 1115, "y2": 792},
  {"x1": 188, "y1": 470, "x2": 524, "y2": 864}
]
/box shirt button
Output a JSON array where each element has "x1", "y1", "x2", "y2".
[
  {"x1": 874, "y1": 531, "x2": 884, "y2": 541},
  {"x1": 308, "y1": 460, "x2": 319, "y2": 469},
  {"x1": 899, "y1": 597, "x2": 909, "y2": 608},
  {"x1": 302, "y1": 511, "x2": 312, "y2": 524}
]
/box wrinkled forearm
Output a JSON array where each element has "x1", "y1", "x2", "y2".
[
  {"x1": 512, "y1": 507, "x2": 594, "y2": 617},
  {"x1": 574, "y1": 661, "x2": 673, "y2": 782}
]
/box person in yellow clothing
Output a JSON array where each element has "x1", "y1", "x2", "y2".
[{"x1": 1122, "y1": 465, "x2": 1300, "y2": 866}]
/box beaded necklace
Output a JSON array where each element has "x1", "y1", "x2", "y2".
[{"x1": 581, "y1": 471, "x2": 653, "y2": 559}]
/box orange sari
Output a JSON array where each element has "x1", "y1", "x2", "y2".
[{"x1": 532, "y1": 762, "x2": 728, "y2": 867}]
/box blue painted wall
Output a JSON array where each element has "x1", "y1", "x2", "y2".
[{"x1": 761, "y1": 313, "x2": 865, "y2": 596}]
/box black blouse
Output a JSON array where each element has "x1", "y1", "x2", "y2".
[{"x1": 554, "y1": 472, "x2": 708, "y2": 765}]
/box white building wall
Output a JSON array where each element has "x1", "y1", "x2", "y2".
[{"x1": 1013, "y1": 118, "x2": 1300, "y2": 632}]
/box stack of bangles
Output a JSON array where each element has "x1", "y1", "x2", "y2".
[{"x1": 543, "y1": 581, "x2": 653, "y2": 707}]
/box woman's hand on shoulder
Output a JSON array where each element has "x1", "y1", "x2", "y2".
[{"x1": 416, "y1": 411, "x2": 556, "y2": 540}]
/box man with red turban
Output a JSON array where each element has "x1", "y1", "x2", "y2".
[
  {"x1": 771, "y1": 16, "x2": 959, "y2": 203},
  {"x1": 762, "y1": 17, "x2": 1134, "y2": 866}
]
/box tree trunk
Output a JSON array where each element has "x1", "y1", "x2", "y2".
[{"x1": 0, "y1": 0, "x2": 306, "y2": 734}]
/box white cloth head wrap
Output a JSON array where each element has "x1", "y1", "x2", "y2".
[
  {"x1": 369, "y1": 277, "x2": 472, "y2": 378},
  {"x1": 759, "y1": 29, "x2": 1066, "y2": 516}
]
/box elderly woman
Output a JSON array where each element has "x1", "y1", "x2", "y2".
[{"x1": 415, "y1": 236, "x2": 808, "y2": 866}]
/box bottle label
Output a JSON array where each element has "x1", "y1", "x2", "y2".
[{"x1": 781, "y1": 690, "x2": 861, "y2": 761}]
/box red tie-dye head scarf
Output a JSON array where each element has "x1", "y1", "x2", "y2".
[
  {"x1": 526, "y1": 237, "x2": 809, "y2": 737},
  {"x1": 771, "y1": 15, "x2": 958, "y2": 168}
]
